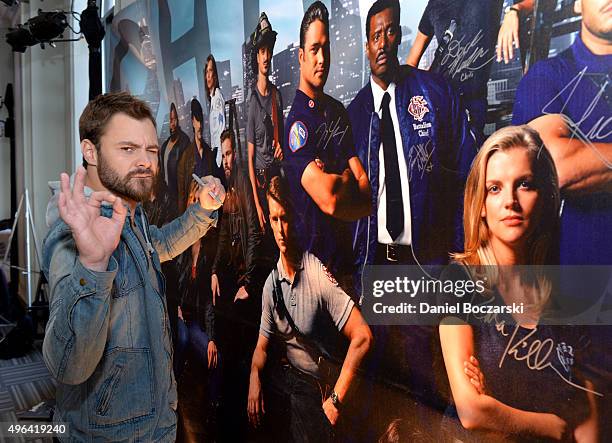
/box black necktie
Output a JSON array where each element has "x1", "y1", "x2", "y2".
[{"x1": 381, "y1": 92, "x2": 404, "y2": 241}]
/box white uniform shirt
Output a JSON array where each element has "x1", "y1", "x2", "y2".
[
  {"x1": 209, "y1": 87, "x2": 225, "y2": 167},
  {"x1": 370, "y1": 77, "x2": 412, "y2": 245}
]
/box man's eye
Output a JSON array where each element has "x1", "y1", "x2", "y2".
[{"x1": 122, "y1": 146, "x2": 134, "y2": 152}]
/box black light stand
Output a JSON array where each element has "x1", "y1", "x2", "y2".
[
  {"x1": 80, "y1": 0, "x2": 105, "y2": 99},
  {"x1": 3, "y1": 84, "x2": 18, "y2": 301},
  {"x1": 5, "y1": 1, "x2": 105, "y2": 99}
]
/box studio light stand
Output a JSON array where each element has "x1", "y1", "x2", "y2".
[
  {"x1": 0, "y1": 186, "x2": 48, "y2": 339},
  {"x1": 2, "y1": 81, "x2": 46, "y2": 337},
  {"x1": 1, "y1": 84, "x2": 20, "y2": 309},
  {"x1": 1, "y1": 189, "x2": 42, "y2": 310},
  {"x1": 80, "y1": 0, "x2": 105, "y2": 99}
]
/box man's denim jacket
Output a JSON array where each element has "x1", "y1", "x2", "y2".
[{"x1": 42, "y1": 199, "x2": 217, "y2": 442}]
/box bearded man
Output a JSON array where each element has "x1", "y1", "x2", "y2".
[{"x1": 42, "y1": 92, "x2": 225, "y2": 442}]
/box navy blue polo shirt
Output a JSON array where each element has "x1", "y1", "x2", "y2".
[
  {"x1": 512, "y1": 36, "x2": 612, "y2": 265},
  {"x1": 283, "y1": 89, "x2": 356, "y2": 277}
]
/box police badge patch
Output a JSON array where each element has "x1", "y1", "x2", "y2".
[
  {"x1": 408, "y1": 96, "x2": 430, "y2": 122},
  {"x1": 289, "y1": 121, "x2": 308, "y2": 152}
]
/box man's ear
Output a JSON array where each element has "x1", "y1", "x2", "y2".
[
  {"x1": 298, "y1": 47, "x2": 304, "y2": 66},
  {"x1": 574, "y1": 0, "x2": 582, "y2": 15},
  {"x1": 81, "y1": 139, "x2": 98, "y2": 167}
]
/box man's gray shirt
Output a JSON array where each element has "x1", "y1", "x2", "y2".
[
  {"x1": 259, "y1": 251, "x2": 354, "y2": 379},
  {"x1": 247, "y1": 85, "x2": 283, "y2": 170}
]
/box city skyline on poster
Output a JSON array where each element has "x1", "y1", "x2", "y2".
[
  {"x1": 105, "y1": 0, "x2": 577, "y2": 145},
  {"x1": 106, "y1": 0, "x2": 427, "y2": 145}
]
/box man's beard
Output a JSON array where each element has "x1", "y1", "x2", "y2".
[{"x1": 98, "y1": 152, "x2": 155, "y2": 202}]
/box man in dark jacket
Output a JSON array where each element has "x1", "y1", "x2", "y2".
[
  {"x1": 152, "y1": 102, "x2": 191, "y2": 370},
  {"x1": 348, "y1": 0, "x2": 476, "y2": 288},
  {"x1": 212, "y1": 128, "x2": 265, "y2": 308},
  {"x1": 159, "y1": 102, "x2": 190, "y2": 220},
  {"x1": 347, "y1": 0, "x2": 476, "y2": 431},
  {"x1": 211, "y1": 128, "x2": 267, "y2": 441}
]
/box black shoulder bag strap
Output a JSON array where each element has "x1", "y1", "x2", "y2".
[
  {"x1": 271, "y1": 268, "x2": 341, "y2": 385},
  {"x1": 253, "y1": 85, "x2": 280, "y2": 155},
  {"x1": 271, "y1": 267, "x2": 303, "y2": 336}
]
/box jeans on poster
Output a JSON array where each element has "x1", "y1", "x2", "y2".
[{"x1": 175, "y1": 319, "x2": 222, "y2": 403}]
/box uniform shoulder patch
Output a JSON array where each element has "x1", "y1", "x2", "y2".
[
  {"x1": 321, "y1": 263, "x2": 339, "y2": 287},
  {"x1": 288, "y1": 121, "x2": 309, "y2": 152}
]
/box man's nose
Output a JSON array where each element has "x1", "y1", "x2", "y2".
[
  {"x1": 316, "y1": 48, "x2": 325, "y2": 65},
  {"x1": 377, "y1": 32, "x2": 388, "y2": 51},
  {"x1": 136, "y1": 149, "x2": 153, "y2": 169}
]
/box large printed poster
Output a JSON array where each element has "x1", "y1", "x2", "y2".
[{"x1": 103, "y1": 1, "x2": 611, "y2": 441}]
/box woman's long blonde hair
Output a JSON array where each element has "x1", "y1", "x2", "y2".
[{"x1": 453, "y1": 125, "x2": 561, "y2": 267}]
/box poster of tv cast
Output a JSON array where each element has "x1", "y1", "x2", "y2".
[{"x1": 105, "y1": 0, "x2": 610, "y2": 441}]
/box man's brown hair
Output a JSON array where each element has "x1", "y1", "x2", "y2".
[
  {"x1": 79, "y1": 92, "x2": 156, "y2": 167},
  {"x1": 220, "y1": 128, "x2": 235, "y2": 149},
  {"x1": 266, "y1": 175, "x2": 294, "y2": 217}
]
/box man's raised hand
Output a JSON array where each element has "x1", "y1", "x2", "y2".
[
  {"x1": 57, "y1": 166, "x2": 127, "y2": 272},
  {"x1": 196, "y1": 175, "x2": 226, "y2": 211}
]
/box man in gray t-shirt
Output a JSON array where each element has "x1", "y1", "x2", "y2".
[
  {"x1": 259, "y1": 250, "x2": 354, "y2": 379},
  {"x1": 248, "y1": 176, "x2": 372, "y2": 441},
  {"x1": 247, "y1": 88, "x2": 283, "y2": 172},
  {"x1": 247, "y1": 12, "x2": 285, "y2": 232}
]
